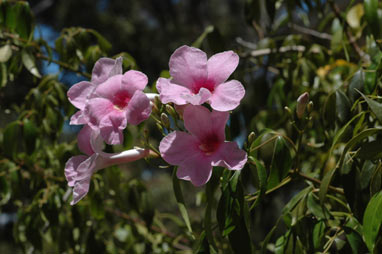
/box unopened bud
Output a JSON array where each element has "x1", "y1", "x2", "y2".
[
  {"x1": 165, "y1": 104, "x2": 177, "y2": 119},
  {"x1": 160, "y1": 113, "x2": 170, "y2": 129},
  {"x1": 296, "y1": 92, "x2": 309, "y2": 118},
  {"x1": 248, "y1": 132, "x2": 256, "y2": 145}
]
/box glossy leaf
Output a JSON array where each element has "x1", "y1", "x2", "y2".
[
  {"x1": 21, "y1": 50, "x2": 41, "y2": 78},
  {"x1": 0, "y1": 44, "x2": 12, "y2": 63},
  {"x1": 357, "y1": 89, "x2": 382, "y2": 124},
  {"x1": 267, "y1": 136, "x2": 292, "y2": 189},
  {"x1": 363, "y1": 191, "x2": 382, "y2": 252},
  {"x1": 365, "y1": 0, "x2": 382, "y2": 44}
]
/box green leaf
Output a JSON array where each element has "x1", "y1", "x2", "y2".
[
  {"x1": 360, "y1": 161, "x2": 377, "y2": 190},
  {"x1": 21, "y1": 50, "x2": 41, "y2": 78},
  {"x1": 23, "y1": 118, "x2": 38, "y2": 154},
  {"x1": 336, "y1": 90, "x2": 351, "y2": 123},
  {"x1": 357, "y1": 89, "x2": 382, "y2": 124},
  {"x1": 3, "y1": 121, "x2": 22, "y2": 159},
  {"x1": 307, "y1": 192, "x2": 326, "y2": 220},
  {"x1": 346, "y1": 4, "x2": 364, "y2": 29},
  {"x1": 365, "y1": 0, "x2": 382, "y2": 46},
  {"x1": 370, "y1": 164, "x2": 382, "y2": 196},
  {"x1": 348, "y1": 70, "x2": 364, "y2": 101},
  {"x1": 363, "y1": 191, "x2": 382, "y2": 252},
  {"x1": 248, "y1": 157, "x2": 267, "y2": 209},
  {"x1": 320, "y1": 128, "x2": 382, "y2": 203},
  {"x1": 0, "y1": 63, "x2": 7, "y2": 88},
  {"x1": 330, "y1": 112, "x2": 366, "y2": 155},
  {"x1": 267, "y1": 136, "x2": 292, "y2": 189},
  {"x1": 0, "y1": 44, "x2": 12, "y2": 63},
  {"x1": 4, "y1": 1, "x2": 33, "y2": 39},
  {"x1": 313, "y1": 221, "x2": 325, "y2": 250},
  {"x1": 344, "y1": 225, "x2": 367, "y2": 254},
  {"x1": 172, "y1": 167, "x2": 193, "y2": 235}
]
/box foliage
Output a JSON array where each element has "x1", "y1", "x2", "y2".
[{"x1": 1, "y1": 0, "x2": 382, "y2": 253}]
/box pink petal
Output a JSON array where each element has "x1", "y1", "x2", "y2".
[
  {"x1": 209, "y1": 80, "x2": 245, "y2": 111},
  {"x1": 159, "y1": 131, "x2": 200, "y2": 165},
  {"x1": 70, "y1": 154, "x2": 100, "y2": 205},
  {"x1": 90, "y1": 130, "x2": 104, "y2": 153},
  {"x1": 91, "y1": 57, "x2": 122, "y2": 85},
  {"x1": 77, "y1": 125, "x2": 94, "y2": 156},
  {"x1": 169, "y1": 45, "x2": 208, "y2": 89},
  {"x1": 211, "y1": 142, "x2": 247, "y2": 170},
  {"x1": 100, "y1": 110, "x2": 127, "y2": 145},
  {"x1": 67, "y1": 81, "x2": 94, "y2": 110},
  {"x1": 93, "y1": 75, "x2": 124, "y2": 100},
  {"x1": 64, "y1": 155, "x2": 88, "y2": 187},
  {"x1": 207, "y1": 51, "x2": 239, "y2": 85},
  {"x1": 125, "y1": 90, "x2": 151, "y2": 125},
  {"x1": 122, "y1": 70, "x2": 148, "y2": 94},
  {"x1": 84, "y1": 97, "x2": 113, "y2": 130},
  {"x1": 183, "y1": 105, "x2": 228, "y2": 141},
  {"x1": 70, "y1": 111, "x2": 87, "y2": 125},
  {"x1": 177, "y1": 156, "x2": 213, "y2": 186},
  {"x1": 180, "y1": 87, "x2": 211, "y2": 105},
  {"x1": 157, "y1": 78, "x2": 192, "y2": 105},
  {"x1": 71, "y1": 177, "x2": 92, "y2": 205}
]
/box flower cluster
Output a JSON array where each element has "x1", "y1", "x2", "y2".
[
  {"x1": 65, "y1": 57, "x2": 151, "y2": 204},
  {"x1": 65, "y1": 45, "x2": 247, "y2": 204}
]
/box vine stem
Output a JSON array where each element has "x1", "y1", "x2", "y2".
[
  {"x1": 36, "y1": 53, "x2": 91, "y2": 78},
  {"x1": 296, "y1": 171, "x2": 344, "y2": 195}
]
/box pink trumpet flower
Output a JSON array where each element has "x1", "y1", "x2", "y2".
[
  {"x1": 159, "y1": 105, "x2": 247, "y2": 186},
  {"x1": 83, "y1": 70, "x2": 151, "y2": 144},
  {"x1": 64, "y1": 125, "x2": 149, "y2": 205},
  {"x1": 68, "y1": 57, "x2": 123, "y2": 125},
  {"x1": 67, "y1": 57, "x2": 152, "y2": 145},
  {"x1": 157, "y1": 45, "x2": 245, "y2": 112}
]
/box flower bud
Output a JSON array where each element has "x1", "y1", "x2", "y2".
[
  {"x1": 160, "y1": 113, "x2": 170, "y2": 129},
  {"x1": 248, "y1": 131, "x2": 256, "y2": 145},
  {"x1": 296, "y1": 92, "x2": 309, "y2": 118},
  {"x1": 165, "y1": 104, "x2": 177, "y2": 119}
]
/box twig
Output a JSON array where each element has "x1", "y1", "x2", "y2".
[
  {"x1": 36, "y1": 53, "x2": 91, "y2": 78},
  {"x1": 297, "y1": 171, "x2": 344, "y2": 195},
  {"x1": 289, "y1": 23, "x2": 332, "y2": 40},
  {"x1": 244, "y1": 45, "x2": 320, "y2": 58}
]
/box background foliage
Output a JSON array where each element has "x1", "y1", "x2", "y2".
[{"x1": 1, "y1": 0, "x2": 382, "y2": 253}]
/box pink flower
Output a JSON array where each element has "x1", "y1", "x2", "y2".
[
  {"x1": 83, "y1": 70, "x2": 151, "y2": 144},
  {"x1": 157, "y1": 45, "x2": 245, "y2": 111},
  {"x1": 65, "y1": 125, "x2": 149, "y2": 205},
  {"x1": 159, "y1": 105, "x2": 247, "y2": 186},
  {"x1": 68, "y1": 57, "x2": 123, "y2": 125},
  {"x1": 67, "y1": 57, "x2": 152, "y2": 145}
]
